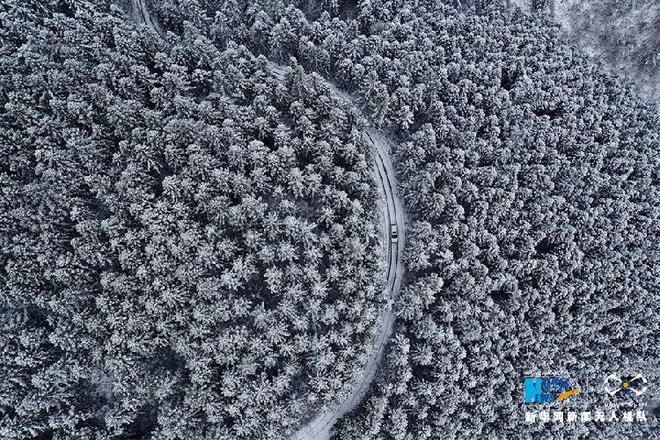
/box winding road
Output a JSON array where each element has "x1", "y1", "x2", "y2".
[
  {"x1": 132, "y1": 6, "x2": 405, "y2": 439},
  {"x1": 291, "y1": 141, "x2": 404, "y2": 438},
  {"x1": 287, "y1": 66, "x2": 406, "y2": 440},
  {"x1": 131, "y1": 0, "x2": 162, "y2": 36}
]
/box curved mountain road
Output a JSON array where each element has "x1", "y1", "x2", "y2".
[
  {"x1": 131, "y1": 6, "x2": 405, "y2": 439},
  {"x1": 131, "y1": 0, "x2": 163, "y2": 36},
  {"x1": 283, "y1": 64, "x2": 406, "y2": 440},
  {"x1": 291, "y1": 136, "x2": 405, "y2": 440}
]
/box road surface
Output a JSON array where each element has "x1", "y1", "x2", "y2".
[
  {"x1": 290, "y1": 135, "x2": 404, "y2": 440},
  {"x1": 272, "y1": 64, "x2": 406, "y2": 440},
  {"x1": 131, "y1": 7, "x2": 405, "y2": 439},
  {"x1": 131, "y1": 0, "x2": 163, "y2": 37}
]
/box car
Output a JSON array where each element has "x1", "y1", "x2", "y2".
[{"x1": 390, "y1": 224, "x2": 398, "y2": 243}]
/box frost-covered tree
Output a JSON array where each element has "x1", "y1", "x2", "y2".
[{"x1": 0, "y1": 1, "x2": 384, "y2": 438}]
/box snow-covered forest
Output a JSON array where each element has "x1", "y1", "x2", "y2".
[
  {"x1": 1, "y1": 0, "x2": 658, "y2": 439},
  {"x1": 506, "y1": 0, "x2": 659, "y2": 105},
  {"x1": 1, "y1": 2, "x2": 386, "y2": 437}
]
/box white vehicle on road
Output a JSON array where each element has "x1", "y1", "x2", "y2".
[
  {"x1": 132, "y1": 4, "x2": 407, "y2": 431},
  {"x1": 390, "y1": 224, "x2": 399, "y2": 243}
]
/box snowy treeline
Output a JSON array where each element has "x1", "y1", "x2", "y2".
[
  {"x1": 474, "y1": 0, "x2": 660, "y2": 105},
  {"x1": 1, "y1": 0, "x2": 658, "y2": 439},
  {"x1": 1, "y1": 1, "x2": 384, "y2": 438},
  {"x1": 551, "y1": 0, "x2": 659, "y2": 104},
  {"x1": 171, "y1": 0, "x2": 659, "y2": 437}
]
